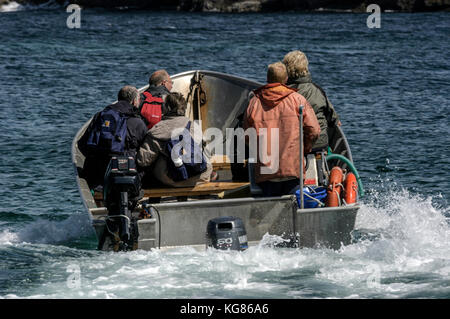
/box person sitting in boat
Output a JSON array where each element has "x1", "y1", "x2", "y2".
[
  {"x1": 282, "y1": 50, "x2": 341, "y2": 151},
  {"x1": 78, "y1": 85, "x2": 148, "y2": 189},
  {"x1": 137, "y1": 92, "x2": 213, "y2": 188},
  {"x1": 243, "y1": 62, "x2": 320, "y2": 197},
  {"x1": 139, "y1": 69, "x2": 173, "y2": 130}
]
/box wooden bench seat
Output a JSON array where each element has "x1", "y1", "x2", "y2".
[
  {"x1": 211, "y1": 154, "x2": 231, "y2": 171},
  {"x1": 210, "y1": 155, "x2": 248, "y2": 171},
  {"x1": 94, "y1": 181, "x2": 249, "y2": 200},
  {"x1": 143, "y1": 182, "x2": 249, "y2": 198}
]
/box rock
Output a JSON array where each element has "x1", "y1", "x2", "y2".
[
  {"x1": 178, "y1": 0, "x2": 450, "y2": 12},
  {"x1": 229, "y1": 0, "x2": 262, "y2": 12},
  {"x1": 424, "y1": 0, "x2": 450, "y2": 10},
  {"x1": 1, "y1": 0, "x2": 449, "y2": 12}
]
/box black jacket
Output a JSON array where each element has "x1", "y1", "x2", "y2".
[
  {"x1": 79, "y1": 100, "x2": 147, "y2": 158},
  {"x1": 110, "y1": 100, "x2": 148, "y2": 157},
  {"x1": 78, "y1": 100, "x2": 148, "y2": 187}
]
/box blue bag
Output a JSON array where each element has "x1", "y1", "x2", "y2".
[
  {"x1": 296, "y1": 186, "x2": 327, "y2": 208},
  {"x1": 86, "y1": 107, "x2": 128, "y2": 155},
  {"x1": 166, "y1": 121, "x2": 207, "y2": 182}
]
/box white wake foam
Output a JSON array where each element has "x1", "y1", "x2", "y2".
[{"x1": 1, "y1": 187, "x2": 449, "y2": 298}]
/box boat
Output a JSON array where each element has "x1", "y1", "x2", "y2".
[{"x1": 72, "y1": 70, "x2": 362, "y2": 252}]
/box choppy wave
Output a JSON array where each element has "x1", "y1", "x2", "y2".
[
  {"x1": 1, "y1": 188, "x2": 448, "y2": 298},
  {"x1": 0, "y1": 9, "x2": 448, "y2": 299},
  {"x1": 0, "y1": 212, "x2": 94, "y2": 246}
]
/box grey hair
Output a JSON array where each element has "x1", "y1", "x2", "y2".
[
  {"x1": 118, "y1": 85, "x2": 139, "y2": 104},
  {"x1": 282, "y1": 50, "x2": 310, "y2": 79}
]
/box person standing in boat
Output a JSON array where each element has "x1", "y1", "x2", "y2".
[
  {"x1": 139, "y1": 69, "x2": 173, "y2": 130},
  {"x1": 282, "y1": 50, "x2": 341, "y2": 151},
  {"x1": 243, "y1": 62, "x2": 320, "y2": 197},
  {"x1": 137, "y1": 92, "x2": 213, "y2": 188},
  {"x1": 78, "y1": 86, "x2": 148, "y2": 189}
]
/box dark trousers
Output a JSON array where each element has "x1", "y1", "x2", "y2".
[
  {"x1": 82, "y1": 155, "x2": 111, "y2": 189},
  {"x1": 258, "y1": 179, "x2": 300, "y2": 197}
]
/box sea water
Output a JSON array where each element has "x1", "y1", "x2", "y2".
[{"x1": 0, "y1": 6, "x2": 449, "y2": 298}]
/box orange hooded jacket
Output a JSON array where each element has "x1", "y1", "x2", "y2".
[{"x1": 243, "y1": 83, "x2": 320, "y2": 183}]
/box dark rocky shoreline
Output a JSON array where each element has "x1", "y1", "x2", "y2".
[{"x1": 1, "y1": 0, "x2": 449, "y2": 12}]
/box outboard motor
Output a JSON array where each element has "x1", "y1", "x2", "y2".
[
  {"x1": 206, "y1": 216, "x2": 248, "y2": 251},
  {"x1": 103, "y1": 156, "x2": 142, "y2": 250}
]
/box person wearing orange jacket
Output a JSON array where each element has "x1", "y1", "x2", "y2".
[{"x1": 243, "y1": 62, "x2": 320, "y2": 196}]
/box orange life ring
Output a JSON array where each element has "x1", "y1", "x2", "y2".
[
  {"x1": 326, "y1": 166, "x2": 343, "y2": 207},
  {"x1": 344, "y1": 172, "x2": 358, "y2": 204}
]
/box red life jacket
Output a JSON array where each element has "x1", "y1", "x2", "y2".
[{"x1": 140, "y1": 91, "x2": 164, "y2": 129}]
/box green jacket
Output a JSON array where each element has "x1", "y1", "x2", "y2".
[{"x1": 288, "y1": 74, "x2": 340, "y2": 150}]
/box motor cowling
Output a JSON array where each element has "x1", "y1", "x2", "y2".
[
  {"x1": 103, "y1": 156, "x2": 142, "y2": 249},
  {"x1": 206, "y1": 216, "x2": 248, "y2": 251},
  {"x1": 103, "y1": 156, "x2": 141, "y2": 213}
]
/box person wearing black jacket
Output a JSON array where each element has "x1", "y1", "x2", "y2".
[{"x1": 78, "y1": 86, "x2": 148, "y2": 188}]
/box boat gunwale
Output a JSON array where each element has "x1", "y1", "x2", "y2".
[
  {"x1": 135, "y1": 70, "x2": 263, "y2": 95},
  {"x1": 149, "y1": 195, "x2": 360, "y2": 212}
]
